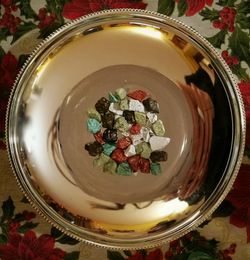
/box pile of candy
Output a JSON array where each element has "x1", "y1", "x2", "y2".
[{"x1": 84, "y1": 88, "x2": 170, "y2": 176}]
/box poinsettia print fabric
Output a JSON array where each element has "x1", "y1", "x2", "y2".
[
  {"x1": 0, "y1": 197, "x2": 80, "y2": 260},
  {"x1": 181, "y1": 0, "x2": 214, "y2": 16},
  {"x1": 226, "y1": 164, "x2": 250, "y2": 243},
  {"x1": 63, "y1": 0, "x2": 147, "y2": 19},
  {"x1": 0, "y1": 0, "x2": 250, "y2": 259},
  {"x1": 0, "y1": 231, "x2": 66, "y2": 260},
  {"x1": 0, "y1": 52, "x2": 20, "y2": 149}
]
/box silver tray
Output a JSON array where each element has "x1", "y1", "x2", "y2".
[{"x1": 6, "y1": 9, "x2": 245, "y2": 249}]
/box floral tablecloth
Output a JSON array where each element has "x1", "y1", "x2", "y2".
[{"x1": 0, "y1": 0, "x2": 250, "y2": 259}]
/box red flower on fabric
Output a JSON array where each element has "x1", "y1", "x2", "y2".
[
  {"x1": 0, "y1": 0, "x2": 12, "y2": 7},
  {"x1": 219, "y1": 243, "x2": 237, "y2": 260},
  {"x1": 8, "y1": 221, "x2": 20, "y2": 233},
  {"x1": 221, "y1": 50, "x2": 239, "y2": 65},
  {"x1": 0, "y1": 0, "x2": 21, "y2": 34},
  {"x1": 185, "y1": 0, "x2": 213, "y2": 16},
  {"x1": 146, "y1": 249, "x2": 163, "y2": 260},
  {"x1": 212, "y1": 7, "x2": 236, "y2": 32},
  {"x1": 0, "y1": 230, "x2": 66, "y2": 260},
  {"x1": 0, "y1": 52, "x2": 19, "y2": 149},
  {"x1": 38, "y1": 8, "x2": 56, "y2": 29},
  {"x1": 226, "y1": 164, "x2": 250, "y2": 242},
  {"x1": 0, "y1": 52, "x2": 19, "y2": 89},
  {"x1": 22, "y1": 210, "x2": 36, "y2": 221},
  {"x1": 127, "y1": 252, "x2": 144, "y2": 260},
  {"x1": 63, "y1": 0, "x2": 147, "y2": 20},
  {"x1": 127, "y1": 249, "x2": 163, "y2": 260},
  {"x1": 238, "y1": 80, "x2": 250, "y2": 149}
]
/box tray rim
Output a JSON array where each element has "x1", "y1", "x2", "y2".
[{"x1": 5, "y1": 8, "x2": 246, "y2": 250}]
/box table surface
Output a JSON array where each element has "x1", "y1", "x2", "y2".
[{"x1": 0, "y1": 0, "x2": 250, "y2": 259}]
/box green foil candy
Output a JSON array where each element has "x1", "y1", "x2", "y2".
[
  {"x1": 104, "y1": 159, "x2": 117, "y2": 174},
  {"x1": 152, "y1": 120, "x2": 165, "y2": 136},
  {"x1": 109, "y1": 92, "x2": 119, "y2": 103},
  {"x1": 114, "y1": 117, "x2": 130, "y2": 132},
  {"x1": 150, "y1": 162, "x2": 162, "y2": 175},
  {"x1": 135, "y1": 112, "x2": 147, "y2": 126},
  {"x1": 87, "y1": 108, "x2": 101, "y2": 122},
  {"x1": 87, "y1": 118, "x2": 102, "y2": 134},
  {"x1": 103, "y1": 143, "x2": 116, "y2": 156},
  {"x1": 117, "y1": 162, "x2": 132, "y2": 176},
  {"x1": 115, "y1": 88, "x2": 127, "y2": 100},
  {"x1": 135, "y1": 142, "x2": 143, "y2": 154},
  {"x1": 141, "y1": 142, "x2": 152, "y2": 159},
  {"x1": 93, "y1": 153, "x2": 110, "y2": 167},
  {"x1": 119, "y1": 99, "x2": 129, "y2": 110}
]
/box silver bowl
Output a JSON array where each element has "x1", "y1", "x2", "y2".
[{"x1": 6, "y1": 9, "x2": 245, "y2": 249}]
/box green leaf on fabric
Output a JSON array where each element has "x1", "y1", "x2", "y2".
[
  {"x1": 64, "y1": 251, "x2": 80, "y2": 260},
  {"x1": 230, "y1": 63, "x2": 249, "y2": 81},
  {"x1": 173, "y1": 253, "x2": 190, "y2": 260},
  {"x1": 1, "y1": 197, "x2": 15, "y2": 223},
  {"x1": 180, "y1": 231, "x2": 219, "y2": 257},
  {"x1": 212, "y1": 200, "x2": 235, "y2": 217},
  {"x1": 216, "y1": 0, "x2": 237, "y2": 7},
  {"x1": 194, "y1": 239, "x2": 218, "y2": 256},
  {"x1": 19, "y1": 0, "x2": 38, "y2": 19},
  {"x1": 45, "y1": 0, "x2": 65, "y2": 24},
  {"x1": 245, "y1": 147, "x2": 250, "y2": 158},
  {"x1": 123, "y1": 250, "x2": 132, "y2": 256},
  {"x1": 158, "y1": 0, "x2": 176, "y2": 16},
  {"x1": 51, "y1": 227, "x2": 79, "y2": 244},
  {"x1": 0, "y1": 46, "x2": 5, "y2": 60},
  {"x1": 57, "y1": 235, "x2": 79, "y2": 245},
  {"x1": 14, "y1": 213, "x2": 27, "y2": 222},
  {"x1": 187, "y1": 251, "x2": 216, "y2": 260},
  {"x1": 39, "y1": 21, "x2": 62, "y2": 39},
  {"x1": 200, "y1": 8, "x2": 220, "y2": 21},
  {"x1": 0, "y1": 223, "x2": 8, "y2": 237},
  {"x1": 51, "y1": 226, "x2": 63, "y2": 238},
  {"x1": 236, "y1": 0, "x2": 250, "y2": 15},
  {"x1": 206, "y1": 29, "x2": 227, "y2": 48},
  {"x1": 58, "y1": 0, "x2": 71, "y2": 4},
  {"x1": 0, "y1": 234, "x2": 7, "y2": 244},
  {"x1": 11, "y1": 22, "x2": 37, "y2": 44},
  {"x1": 229, "y1": 26, "x2": 250, "y2": 67},
  {"x1": 20, "y1": 196, "x2": 29, "y2": 204},
  {"x1": 107, "y1": 251, "x2": 125, "y2": 260},
  {"x1": 236, "y1": 14, "x2": 250, "y2": 30},
  {"x1": 0, "y1": 28, "x2": 9, "y2": 42},
  {"x1": 177, "y1": 0, "x2": 188, "y2": 17},
  {"x1": 18, "y1": 54, "x2": 29, "y2": 67},
  {"x1": 18, "y1": 222, "x2": 39, "y2": 233}
]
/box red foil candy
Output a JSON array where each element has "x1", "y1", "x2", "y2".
[
  {"x1": 94, "y1": 131, "x2": 105, "y2": 144},
  {"x1": 117, "y1": 137, "x2": 131, "y2": 149},
  {"x1": 139, "y1": 158, "x2": 150, "y2": 173},
  {"x1": 130, "y1": 123, "x2": 141, "y2": 135},
  {"x1": 127, "y1": 155, "x2": 141, "y2": 172},
  {"x1": 111, "y1": 149, "x2": 127, "y2": 163},
  {"x1": 127, "y1": 90, "x2": 148, "y2": 101}
]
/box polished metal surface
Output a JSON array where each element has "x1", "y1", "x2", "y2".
[{"x1": 6, "y1": 9, "x2": 245, "y2": 249}]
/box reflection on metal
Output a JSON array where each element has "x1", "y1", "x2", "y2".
[
  {"x1": 178, "y1": 83, "x2": 214, "y2": 199},
  {"x1": 124, "y1": 25, "x2": 167, "y2": 41},
  {"x1": 6, "y1": 10, "x2": 245, "y2": 250},
  {"x1": 48, "y1": 110, "x2": 77, "y2": 186}
]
